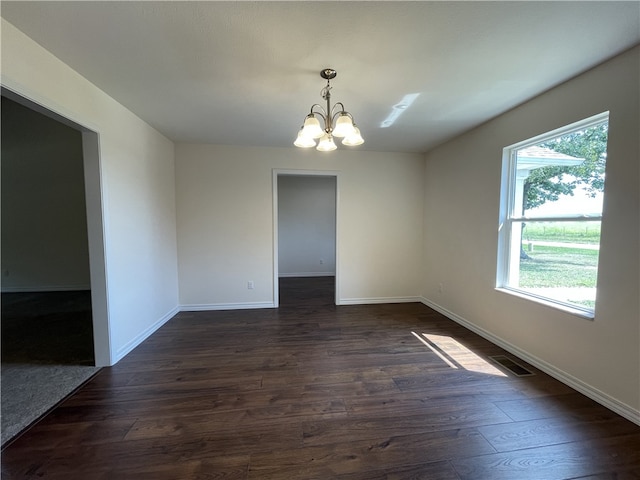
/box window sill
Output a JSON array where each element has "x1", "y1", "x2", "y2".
[{"x1": 495, "y1": 287, "x2": 595, "y2": 320}]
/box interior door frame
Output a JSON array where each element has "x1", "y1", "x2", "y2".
[
  {"x1": 272, "y1": 169, "x2": 340, "y2": 307},
  {"x1": 1, "y1": 86, "x2": 111, "y2": 367}
]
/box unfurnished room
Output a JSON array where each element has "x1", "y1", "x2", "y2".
[{"x1": 1, "y1": 2, "x2": 639, "y2": 479}]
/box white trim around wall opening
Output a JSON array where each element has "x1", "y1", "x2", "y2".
[
  {"x1": 272, "y1": 169, "x2": 340, "y2": 307},
  {"x1": 1, "y1": 86, "x2": 112, "y2": 367}
]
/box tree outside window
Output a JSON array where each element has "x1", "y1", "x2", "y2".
[{"x1": 497, "y1": 112, "x2": 608, "y2": 316}]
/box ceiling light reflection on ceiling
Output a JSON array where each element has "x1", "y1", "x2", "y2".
[
  {"x1": 294, "y1": 68, "x2": 364, "y2": 151},
  {"x1": 380, "y1": 93, "x2": 420, "y2": 128}
]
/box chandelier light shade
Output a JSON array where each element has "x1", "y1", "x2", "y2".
[
  {"x1": 294, "y1": 68, "x2": 364, "y2": 151},
  {"x1": 294, "y1": 129, "x2": 317, "y2": 148},
  {"x1": 342, "y1": 126, "x2": 364, "y2": 146},
  {"x1": 316, "y1": 133, "x2": 338, "y2": 152}
]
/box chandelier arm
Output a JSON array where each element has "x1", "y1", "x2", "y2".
[
  {"x1": 331, "y1": 102, "x2": 347, "y2": 116},
  {"x1": 308, "y1": 104, "x2": 329, "y2": 132},
  {"x1": 309, "y1": 104, "x2": 328, "y2": 117}
]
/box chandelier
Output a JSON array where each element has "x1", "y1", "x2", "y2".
[{"x1": 294, "y1": 68, "x2": 364, "y2": 151}]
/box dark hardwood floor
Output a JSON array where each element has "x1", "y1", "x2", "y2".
[{"x1": 2, "y1": 277, "x2": 639, "y2": 479}]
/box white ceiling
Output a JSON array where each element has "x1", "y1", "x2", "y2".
[{"x1": 3, "y1": 1, "x2": 639, "y2": 153}]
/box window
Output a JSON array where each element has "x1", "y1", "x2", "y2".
[{"x1": 496, "y1": 112, "x2": 609, "y2": 317}]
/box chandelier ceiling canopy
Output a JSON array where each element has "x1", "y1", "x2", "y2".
[{"x1": 294, "y1": 68, "x2": 364, "y2": 152}]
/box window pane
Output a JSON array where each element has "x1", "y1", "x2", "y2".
[
  {"x1": 515, "y1": 220, "x2": 601, "y2": 308},
  {"x1": 515, "y1": 123, "x2": 607, "y2": 218},
  {"x1": 498, "y1": 113, "x2": 608, "y2": 314}
]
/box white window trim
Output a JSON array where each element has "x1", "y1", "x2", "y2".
[{"x1": 496, "y1": 111, "x2": 609, "y2": 319}]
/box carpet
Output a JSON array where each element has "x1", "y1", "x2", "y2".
[
  {"x1": 1, "y1": 291, "x2": 100, "y2": 445},
  {"x1": 1, "y1": 363, "x2": 99, "y2": 444}
]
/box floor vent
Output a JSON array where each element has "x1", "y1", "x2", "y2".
[{"x1": 489, "y1": 355, "x2": 535, "y2": 377}]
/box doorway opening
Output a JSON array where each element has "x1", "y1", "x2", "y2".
[
  {"x1": 0, "y1": 90, "x2": 108, "y2": 445},
  {"x1": 273, "y1": 171, "x2": 339, "y2": 307}
]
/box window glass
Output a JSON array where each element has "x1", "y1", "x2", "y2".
[{"x1": 497, "y1": 113, "x2": 608, "y2": 315}]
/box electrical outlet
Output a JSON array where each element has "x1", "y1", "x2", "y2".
[
  {"x1": 247, "y1": 281, "x2": 255, "y2": 290},
  {"x1": 319, "y1": 259, "x2": 324, "y2": 265}
]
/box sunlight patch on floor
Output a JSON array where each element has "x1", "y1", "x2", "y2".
[{"x1": 411, "y1": 332, "x2": 507, "y2": 377}]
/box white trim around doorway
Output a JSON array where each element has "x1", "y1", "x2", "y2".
[{"x1": 272, "y1": 169, "x2": 340, "y2": 307}]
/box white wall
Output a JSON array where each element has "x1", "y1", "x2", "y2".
[
  {"x1": 176, "y1": 145, "x2": 424, "y2": 308},
  {"x1": 278, "y1": 175, "x2": 336, "y2": 277},
  {"x1": 422, "y1": 46, "x2": 639, "y2": 422},
  {"x1": 1, "y1": 97, "x2": 90, "y2": 292},
  {"x1": 1, "y1": 18, "x2": 180, "y2": 365}
]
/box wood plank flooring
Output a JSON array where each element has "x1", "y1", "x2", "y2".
[{"x1": 2, "y1": 277, "x2": 639, "y2": 479}]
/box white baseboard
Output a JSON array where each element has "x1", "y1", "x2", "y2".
[
  {"x1": 1, "y1": 284, "x2": 91, "y2": 293},
  {"x1": 114, "y1": 306, "x2": 179, "y2": 363},
  {"x1": 180, "y1": 301, "x2": 276, "y2": 311},
  {"x1": 278, "y1": 272, "x2": 335, "y2": 278},
  {"x1": 420, "y1": 297, "x2": 640, "y2": 426},
  {"x1": 339, "y1": 296, "x2": 422, "y2": 305}
]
